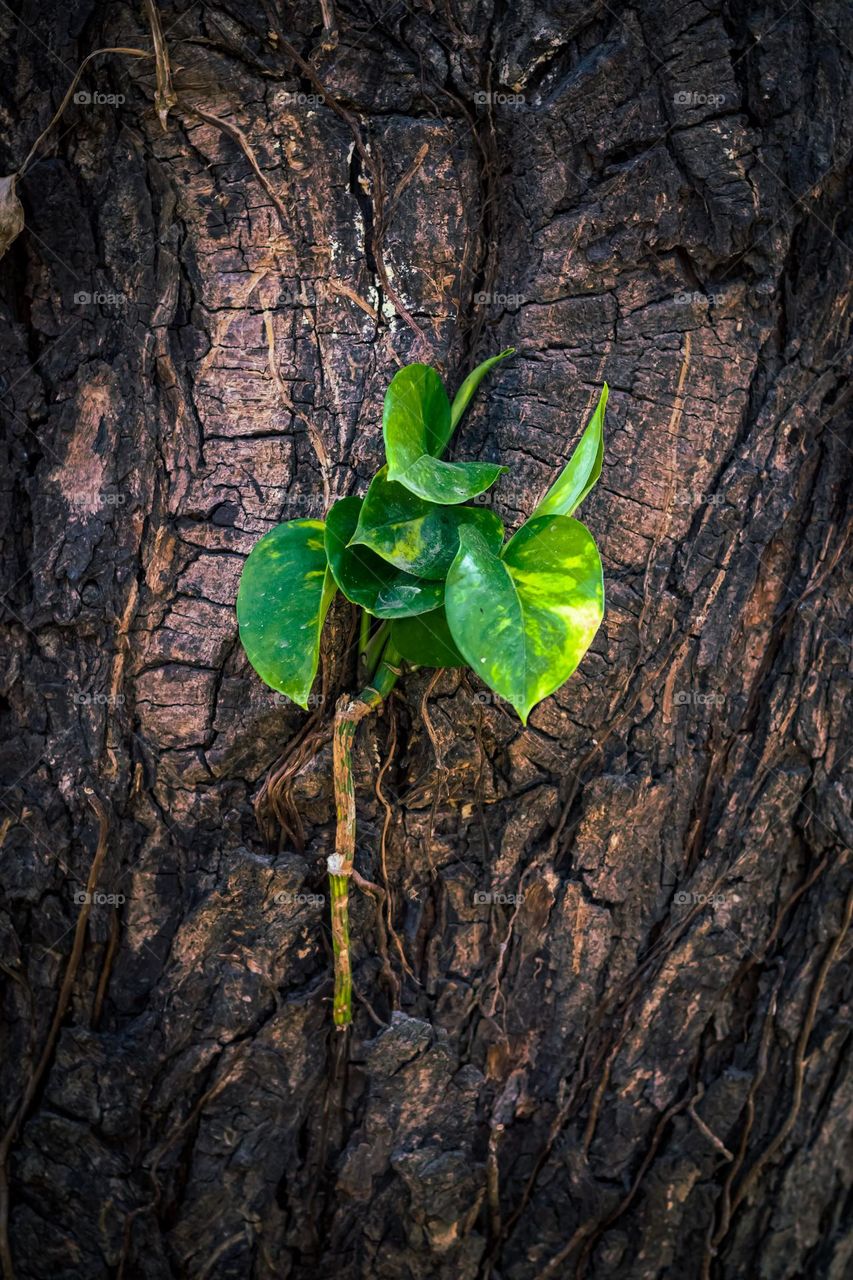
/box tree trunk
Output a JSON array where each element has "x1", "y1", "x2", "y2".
[{"x1": 1, "y1": 2, "x2": 850, "y2": 1278}]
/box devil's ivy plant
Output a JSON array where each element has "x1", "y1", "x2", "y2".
[{"x1": 236, "y1": 350, "x2": 608, "y2": 1027}]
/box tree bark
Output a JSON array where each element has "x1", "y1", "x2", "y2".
[{"x1": 1, "y1": 2, "x2": 851, "y2": 1278}]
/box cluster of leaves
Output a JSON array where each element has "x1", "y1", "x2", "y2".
[{"x1": 237, "y1": 351, "x2": 607, "y2": 723}]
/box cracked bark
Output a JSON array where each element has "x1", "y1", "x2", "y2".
[{"x1": 0, "y1": 2, "x2": 851, "y2": 1278}]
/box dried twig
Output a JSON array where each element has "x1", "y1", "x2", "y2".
[
  {"x1": 191, "y1": 107, "x2": 293, "y2": 229},
  {"x1": 374, "y1": 701, "x2": 415, "y2": 979},
  {"x1": 143, "y1": 0, "x2": 177, "y2": 130}
]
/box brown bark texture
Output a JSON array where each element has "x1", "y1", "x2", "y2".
[{"x1": 0, "y1": 1, "x2": 851, "y2": 1278}]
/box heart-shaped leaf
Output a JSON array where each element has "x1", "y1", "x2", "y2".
[
  {"x1": 445, "y1": 516, "x2": 603, "y2": 723},
  {"x1": 325, "y1": 496, "x2": 443, "y2": 617},
  {"x1": 383, "y1": 364, "x2": 506, "y2": 504},
  {"x1": 450, "y1": 347, "x2": 515, "y2": 430},
  {"x1": 531, "y1": 384, "x2": 608, "y2": 519},
  {"x1": 236, "y1": 519, "x2": 336, "y2": 708},
  {"x1": 350, "y1": 466, "x2": 505, "y2": 579},
  {"x1": 391, "y1": 607, "x2": 465, "y2": 668}
]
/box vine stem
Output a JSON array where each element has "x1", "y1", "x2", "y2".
[{"x1": 329, "y1": 635, "x2": 401, "y2": 1029}]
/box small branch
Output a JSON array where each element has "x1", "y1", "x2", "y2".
[
  {"x1": 19, "y1": 49, "x2": 151, "y2": 177},
  {"x1": 375, "y1": 699, "x2": 415, "y2": 980},
  {"x1": 191, "y1": 107, "x2": 293, "y2": 230},
  {"x1": 143, "y1": 0, "x2": 177, "y2": 130},
  {"x1": 92, "y1": 909, "x2": 121, "y2": 1029},
  {"x1": 328, "y1": 639, "x2": 401, "y2": 1029},
  {"x1": 351, "y1": 869, "x2": 400, "y2": 1008},
  {"x1": 420, "y1": 667, "x2": 446, "y2": 874},
  {"x1": 687, "y1": 1084, "x2": 734, "y2": 1161}
]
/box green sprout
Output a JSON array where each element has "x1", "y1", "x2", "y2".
[{"x1": 237, "y1": 350, "x2": 607, "y2": 1028}]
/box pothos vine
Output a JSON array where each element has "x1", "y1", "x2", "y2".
[{"x1": 237, "y1": 352, "x2": 607, "y2": 1027}]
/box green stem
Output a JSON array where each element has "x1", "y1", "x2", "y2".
[
  {"x1": 329, "y1": 635, "x2": 401, "y2": 1029},
  {"x1": 357, "y1": 608, "x2": 370, "y2": 665},
  {"x1": 362, "y1": 619, "x2": 390, "y2": 679}
]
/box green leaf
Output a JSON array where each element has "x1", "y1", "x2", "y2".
[
  {"x1": 392, "y1": 454, "x2": 507, "y2": 505},
  {"x1": 383, "y1": 363, "x2": 507, "y2": 504},
  {"x1": 531, "y1": 384, "x2": 608, "y2": 519},
  {"x1": 236, "y1": 519, "x2": 336, "y2": 708},
  {"x1": 350, "y1": 466, "x2": 505, "y2": 579},
  {"x1": 445, "y1": 517, "x2": 603, "y2": 723},
  {"x1": 325, "y1": 496, "x2": 444, "y2": 618},
  {"x1": 391, "y1": 607, "x2": 465, "y2": 668},
  {"x1": 450, "y1": 347, "x2": 515, "y2": 430}
]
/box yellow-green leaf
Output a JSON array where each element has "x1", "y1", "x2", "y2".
[
  {"x1": 450, "y1": 347, "x2": 515, "y2": 430},
  {"x1": 325, "y1": 496, "x2": 443, "y2": 617},
  {"x1": 532, "y1": 384, "x2": 607, "y2": 519},
  {"x1": 350, "y1": 466, "x2": 504, "y2": 579},
  {"x1": 383, "y1": 363, "x2": 506, "y2": 504},
  {"x1": 445, "y1": 517, "x2": 603, "y2": 722}
]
